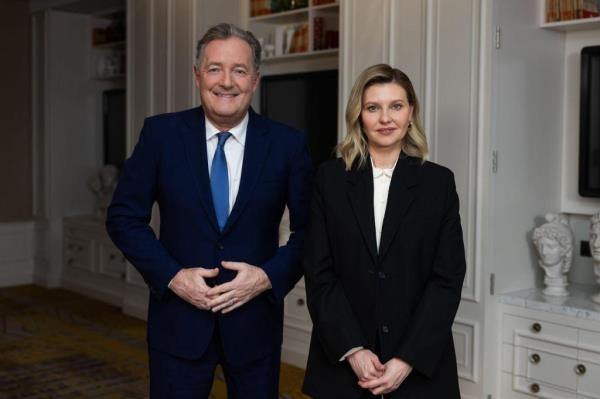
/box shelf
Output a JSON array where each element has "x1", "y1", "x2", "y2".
[
  {"x1": 541, "y1": 16, "x2": 600, "y2": 31},
  {"x1": 93, "y1": 40, "x2": 126, "y2": 49},
  {"x1": 311, "y1": 2, "x2": 339, "y2": 12},
  {"x1": 263, "y1": 48, "x2": 338, "y2": 62},
  {"x1": 250, "y1": 7, "x2": 308, "y2": 23},
  {"x1": 92, "y1": 74, "x2": 125, "y2": 81}
]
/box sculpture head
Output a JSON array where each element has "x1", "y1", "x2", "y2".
[
  {"x1": 532, "y1": 213, "x2": 573, "y2": 273},
  {"x1": 591, "y1": 211, "x2": 600, "y2": 262}
]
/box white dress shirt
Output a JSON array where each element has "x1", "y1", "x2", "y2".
[
  {"x1": 372, "y1": 158, "x2": 396, "y2": 251},
  {"x1": 205, "y1": 114, "x2": 248, "y2": 213}
]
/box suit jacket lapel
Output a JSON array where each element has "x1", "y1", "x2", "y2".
[
  {"x1": 221, "y1": 109, "x2": 270, "y2": 234},
  {"x1": 179, "y1": 107, "x2": 220, "y2": 233},
  {"x1": 346, "y1": 160, "x2": 378, "y2": 266},
  {"x1": 378, "y1": 155, "x2": 419, "y2": 262}
]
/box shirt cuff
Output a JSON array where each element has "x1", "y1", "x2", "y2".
[{"x1": 339, "y1": 346, "x2": 364, "y2": 362}]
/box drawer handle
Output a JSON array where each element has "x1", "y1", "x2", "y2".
[
  {"x1": 575, "y1": 364, "x2": 586, "y2": 375},
  {"x1": 531, "y1": 322, "x2": 542, "y2": 333},
  {"x1": 296, "y1": 298, "x2": 305, "y2": 306},
  {"x1": 529, "y1": 353, "x2": 541, "y2": 364},
  {"x1": 530, "y1": 383, "x2": 540, "y2": 394}
]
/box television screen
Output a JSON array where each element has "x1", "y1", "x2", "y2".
[
  {"x1": 103, "y1": 89, "x2": 126, "y2": 168},
  {"x1": 260, "y1": 70, "x2": 338, "y2": 167},
  {"x1": 579, "y1": 46, "x2": 600, "y2": 197}
]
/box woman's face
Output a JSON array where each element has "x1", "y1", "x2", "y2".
[
  {"x1": 536, "y1": 236, "x2": 563, "y2": 266},
  {"x1": 360, "y1": 83, "x2": 413, "y2": 153}
]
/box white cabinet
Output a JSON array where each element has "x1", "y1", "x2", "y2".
[
  {"x1": 282, "y1": 278, "x2": 312, "y2": 368},
  {"x1": 500, "y1": 288, "x2": 600, "y2": 399},
  {"x1": 62, "y1": 215, "x2": 126, "y2": 306}
]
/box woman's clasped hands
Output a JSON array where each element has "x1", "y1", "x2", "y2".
[{"x1": 348, "y1": 349, "x2": 413, "y2": 395}]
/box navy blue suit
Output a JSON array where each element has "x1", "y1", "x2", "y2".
[{"x1": 106, "y1": 107, "x2": 312, "y2": 395}]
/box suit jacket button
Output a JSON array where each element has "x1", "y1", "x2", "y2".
[
  {"x1": 378, "y1": 271, "x2": 386, "y2": 279},
  {"x1": 382, "y1": 325, "x2": 390, "y2": 333},
  {"x1": 216, "y1": 242, "x2": 224, "y2": 250}
]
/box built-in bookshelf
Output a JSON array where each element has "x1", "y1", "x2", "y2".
[
  {"x1": 248, "y1": 0, "x2": 339, "y2": 62},
  {"x1": 90, "y1": 9, "x2": 126, "y2": 80},
  {"x1": 541, "y1": 0, "x2": 600, "y2": 31}
]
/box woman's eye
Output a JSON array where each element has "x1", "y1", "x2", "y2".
[
  {"x1": 366, "y1": 105, "x2": 378, "y2": 112},
  {"x1": 391, "y1": 103, "x2": 403, "y2": 110}
]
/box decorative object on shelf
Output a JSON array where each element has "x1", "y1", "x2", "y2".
[
  {"x1": 590, "y1": 211, "x2": 600, "y2": 303},
  {"x1": 532, "y1": 212, "x2": 574, "y2": 296},
  {"x1": 87, "y1": 165, "x2": 119, "y2": 219}
]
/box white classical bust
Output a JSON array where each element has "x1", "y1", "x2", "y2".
[
  {"x1": 87, "y1": 165, "x2": 119, "y2": 219},
  {"x1": 590, "y1": 211, "x2": 600, "y2": 304},
  {"x1": 532, "y1": 213, "x2": 574, "y2": 297}
]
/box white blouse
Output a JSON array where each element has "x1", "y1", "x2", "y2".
[{"x1": 372, "y1": 158, "x2": 397, "y2": 251}]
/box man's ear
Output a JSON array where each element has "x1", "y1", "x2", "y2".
[{"x1": 192, "y1": 64, "x2": 200, "y2": 88}]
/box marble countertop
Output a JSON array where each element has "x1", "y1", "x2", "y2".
[{"x1": 498, "y1": 283, "x2": 600, "y2": 322}]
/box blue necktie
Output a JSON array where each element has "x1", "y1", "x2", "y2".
[{"x1": 211, "y1": 132, "x2": 232, "y2": 231}]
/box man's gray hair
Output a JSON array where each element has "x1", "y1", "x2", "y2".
[{"x1": 196, "y1": 23, "x2": 262, "y2": 72}]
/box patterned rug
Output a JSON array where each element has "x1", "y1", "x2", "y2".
[{"x1": 0, "y1": 285, "x2": 308, "y2": 398}]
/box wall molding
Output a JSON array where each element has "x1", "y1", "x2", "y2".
[
  {"x1": 453, "y1": 317, "x2": 480, "y2": 383},
  {"x1": 0, "y1": 221, "x2": 38, "y2": 287}
]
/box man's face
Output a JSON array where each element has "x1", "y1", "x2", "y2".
[{"x1": 194, "y1": 37, "x2": 259, "y2": 130}]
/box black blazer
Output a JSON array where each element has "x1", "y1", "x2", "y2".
[{"x1": 302, "y1": 155, "x2": 466, "y2": 399}]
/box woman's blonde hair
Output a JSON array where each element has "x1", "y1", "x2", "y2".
[{"x1": 337, "y1": 64, "x2": 428, "y2": 170}]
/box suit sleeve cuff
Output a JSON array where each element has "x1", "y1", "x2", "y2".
[{"x1": 339, "y1": 346, "x2": 364, "y2": 362}]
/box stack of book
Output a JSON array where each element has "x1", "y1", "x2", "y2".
[{"x1": 546, "y1": 0, "x2": 600, "y2": 22}]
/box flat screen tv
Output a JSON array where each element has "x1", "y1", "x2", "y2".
[
  {"x1": 579, "y1": 45, "x2": 600, "y2": 197},
  {"x1": 260, "y1": 70, "x2": 338, "y2": 167},
  {"x1": 103, "y1": 89, "x2": 126, "y2": 168}
]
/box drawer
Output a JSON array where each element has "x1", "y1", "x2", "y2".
[
  {"x1": 512, "y1": 375, "x2": 577, "y2": 399},
  {"x1": 284, "y1": 288, "x2": 312, "y2": 332},
  {"x1": 514, "y1": 346, "x2": 577, "y2": 391},
  {"x1": 579, "y1": 329, "x2": 600, "y2": 354},
  {"x1": 503, "y1": 314, "x2": 578, "y2": 347},
  {"x1": 577, "y1": 349, "x2": 600, "y2": 399},
  {"x1": 64, "y1": 237, "x2": 93, "y2": 271},
  {"x1": 98, "y1": 241, "x2": 126, "y2": 278}
]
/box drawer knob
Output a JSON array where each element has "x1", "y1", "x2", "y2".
[
  {"x1": 296, "y1": 298, "x2": 305, "y2": 306},
  {"x1": 530, "y1": 383, "x2": 540, "y2": 394},
  {"x1": 529, "y1": 353, "x2": 541, "y2": 364},
  {"x1": 67, "y1": 258, "x2": 74, "y2": 265},
  {"x1": 531, "y1": 322, "x2": 542, "y2": 333},
  {"x1": 575, "y1": 364, "x2": 586, "y2": 375},
  {"x1": 109, "y1": 254, "x2": 116, "y2": 261}
]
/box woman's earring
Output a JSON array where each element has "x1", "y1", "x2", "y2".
[{"x1": 408, "y1": 121, "x2": 413, "y2": 131}]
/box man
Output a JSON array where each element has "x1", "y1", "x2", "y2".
[{"x1": 106, "y1": 23, "x2": 312, "y2": 398}]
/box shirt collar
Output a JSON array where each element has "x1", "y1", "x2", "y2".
[
  {"x1": 205, "y1": 113, "x2": 248, "y2": 146},
  {"x1": 371, "y1": 157, "x2": 397, "y2": 179}
]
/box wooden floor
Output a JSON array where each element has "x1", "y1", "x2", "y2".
[{"x1": 0, "y1": 285, "x2": 307, "y2": 398}]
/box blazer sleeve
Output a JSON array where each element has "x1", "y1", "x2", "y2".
[
  {"x1": 303, "y1": 167, "x2": 368, "y2": 364},
  {"x1": 394, "y1": 171, "x2": 466, "y2": 378},
  {"x1": 261, "y1": 133, "x2": 313, "y2": 303},
  {"x1": 105, "y1": 119, "x2": 182, "y2": 300}
]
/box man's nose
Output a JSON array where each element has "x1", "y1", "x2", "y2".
[{"x1": 220, "y1": 70, "x2": 233, "y2": 87}]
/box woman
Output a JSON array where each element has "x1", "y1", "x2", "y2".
[{"x1": 302, "y1": 64, "x2": 466, "y2": 398}]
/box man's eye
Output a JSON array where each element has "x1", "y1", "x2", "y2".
[{"x1": 234, "y1": 69, "x2": 247, "y2": 75}]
